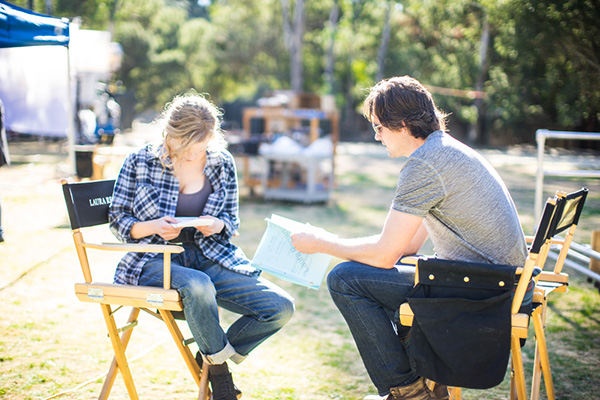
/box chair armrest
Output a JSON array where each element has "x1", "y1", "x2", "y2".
[
  {"x1": 512, "y1": 313, "x2": 530, "y2": 339},
  {"x1": 399, "y1": 256, "x2": 419, "y2": 265},
  {"x1": 537, "y1": 271, "x2": 569, "y2": 284},
  {"x1": 399, "y1": 302, "x2": 414, "y2": 326},
  {"x1": 83, "y1": 242, "x2": 183, "y2": 290},
  {"x1": 83, "y1": 242, "x2": 184, "y2": 254}
]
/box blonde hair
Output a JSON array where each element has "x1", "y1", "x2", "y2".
[{"x1": 156, "y1": 91, "x2": 227, "y2": 168}]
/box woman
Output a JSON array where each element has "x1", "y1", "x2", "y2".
[{"x1": 109, "y1": 92, "x2": 294, "y2": 400}]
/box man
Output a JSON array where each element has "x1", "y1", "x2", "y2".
[{"x1": 291, "y1": 76, "x2": 527, "y2": 400}]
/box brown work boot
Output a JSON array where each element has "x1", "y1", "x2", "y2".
[
  {"x1": 424, "y1": 379, "x2": 449, "y2": 400},
  {"x1": 364, "y1": 377, "x2": 437, "y2": 400},
  {"x1": 389, "y1": 377, "x2": 437, "y2": 400}
]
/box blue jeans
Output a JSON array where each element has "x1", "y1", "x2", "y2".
[
  {"x1": 327, "y1": 261, "x2": 418, "y2": 396},
  {"x1": 139, "y1": 243, "x2": 294, "y2": 365}
]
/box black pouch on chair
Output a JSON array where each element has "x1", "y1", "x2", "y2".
[{"x1": 406, "y1": 258, "x2": 516, "y2": 389}]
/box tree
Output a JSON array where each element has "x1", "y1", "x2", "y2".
[{"x1": 281, "y1": 0, "x2": 306, "y2": 92}]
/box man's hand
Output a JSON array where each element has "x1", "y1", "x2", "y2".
[{"x1": 291, "y1": 231, "x2": 323, "y2": 254}]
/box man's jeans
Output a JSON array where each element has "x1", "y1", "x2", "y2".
[
  {"x1": 139, "y1": 243, "x2": 294, "y2": 365},
  {"x1": 327, "y1": 261, "x2": 418, "y2": 396}
]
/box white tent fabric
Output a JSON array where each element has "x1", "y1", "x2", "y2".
[
  {"x1": 0, "y1": 45, "x2": 71, "y2": 137},
  {"x1": 0, "y1": 26, "x2": 113, "y2": 137}
]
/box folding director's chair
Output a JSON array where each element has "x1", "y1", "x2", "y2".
[
  {"x1": 528, "y1": 188, "x2": 588, "y2": 400},
  {"x1": 61, "y1": 179, "x2": 210, "y2": 400},
  {"x1": 397, "y1": 193, "x2": 560, "y2": 400}
]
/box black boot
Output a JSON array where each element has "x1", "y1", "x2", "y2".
[{"x1": 208, "y1": 363, "x2": 242, "y2": 400}]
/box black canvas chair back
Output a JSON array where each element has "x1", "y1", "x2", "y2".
[
  {"x1": 62, "y1": 179, "x2": 116, "y2": 229},
  {"x1": 530, "y1": 197, "x2": 558, "y2": 256},
  {"x1": 550, "y1": 188, "x2": 587, "y2": 237}
]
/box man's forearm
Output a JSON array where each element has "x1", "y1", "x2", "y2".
[{"x1": 311, "y1": 234, "x2": 399, "y2": 269}]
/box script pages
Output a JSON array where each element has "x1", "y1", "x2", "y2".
[
  {"x1": 251, "y1": 214, "x2": 336, "y2": 290},
  {"x1": 170, "y1": 217, "x2": 213, "y2": 228}
]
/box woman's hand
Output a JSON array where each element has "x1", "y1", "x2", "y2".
[
  {"x1": 154, "y1": 216, "x2": 184, "y2": 240},
  {"x1": 131, "y1": 216, "x2": 182, "y2": 241},
  {"x1": 194, "y1": 216, "x2": 225, "y2": 237}
]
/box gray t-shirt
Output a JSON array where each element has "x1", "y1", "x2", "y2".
[{"x1": 392, "y1": 130, "x2": 527, "y2": 266}]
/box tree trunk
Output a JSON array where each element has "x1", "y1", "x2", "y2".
[
  {"x1": 376, "y1": 1, "x2": 393, "y2": 82},
  {"x1": 325, "y1": 0, "x2": 339, "y2": 94},
  {"x1": 343, "y1": 1, "x2": 361, "y2": 138},
  {"x1": 281, "y1": 0, "x2": 305, "y2": 93},
  {"x1": 469, "y1": 13, "x2": 489, "y2": 145}
]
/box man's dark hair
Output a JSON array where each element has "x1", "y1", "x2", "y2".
[{"x1": 362, "y1": 76, "x2": 448, "y2": 140}]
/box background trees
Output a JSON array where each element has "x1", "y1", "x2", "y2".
[{"x1": 15, "y1": 0, "x2": 600, "y2": 145}]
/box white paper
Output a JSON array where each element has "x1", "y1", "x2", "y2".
[
  {"x1": 251, "y1": 214, "x2": 335, "y2": 289},
  {"x1": 170, "y1": 217, "x2": 212, "y2": 228}
]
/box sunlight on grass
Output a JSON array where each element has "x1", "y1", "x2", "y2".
[{"x1": 1, "y1": 142, "x2": 599, "y2": 399}]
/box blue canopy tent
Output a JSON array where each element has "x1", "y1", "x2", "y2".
[
  {"x1": 0, "y1": 0, "x2": 69, "y2": 48},
  {"x1": 0, "y1": 0, "x2": 76, "y2": 173}
]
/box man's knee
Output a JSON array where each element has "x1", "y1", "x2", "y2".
[{"x1": 327, "y1": 261, "x2": 358, "y2": 294}]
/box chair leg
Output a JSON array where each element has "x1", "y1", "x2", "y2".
[
  {"x1": 158, "y1": 309, "x2": 210, "y2": 398},
  {"x1": 531, "y1": 345, "x2": 543, "y2": 400},
  {"x1": 531, "y1": 307, "x2": 556, "y2": 400},
  {"x1": 449, "y1": 387, "x2": 461, "y2": 400},
  {"x1": 99, "y1": 307, "x2": 140, "y2": 400},
  {"x1": 100, "y1": 304, "x2": 139, "y2": 400},
  {"x1": 511, "y1": 336, "x2": 527, "y2": 400},
  {"x1": 198, "y1": 364, "x2": 210, "y2": 400}
]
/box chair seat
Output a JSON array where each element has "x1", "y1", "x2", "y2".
[{"x1": 75, "y1": 282, "x2": 183, "y2": 311}]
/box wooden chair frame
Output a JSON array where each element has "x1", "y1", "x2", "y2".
[
  {"x1": 62, "y1": 179, "x2": 210, "y2": 400},
  {"x1": 526, "y1": 188, "x2": 588, "y2": 400}
]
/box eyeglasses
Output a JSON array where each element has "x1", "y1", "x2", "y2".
[{"x1": 372, "y1": 123, "x2": 383, "y2": 137}]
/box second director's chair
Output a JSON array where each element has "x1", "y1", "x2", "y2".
[
  {"x1": 61, "y1": 179, "x2": 210, "y2": 400},
  {"x1": 528, "y1": 188, "x2": 588, "y2": 400},
  {"x1": 397, "y1": 193, "x2": 560, "y2": 400}
]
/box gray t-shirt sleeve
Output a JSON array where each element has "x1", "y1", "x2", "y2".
[{"x1": 392, "y1": 157, "x2": 445, "y2": 218}]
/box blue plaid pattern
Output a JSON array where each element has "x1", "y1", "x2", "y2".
[{"x1": 109, "y1": 144, "x2": 258, "y2": 285}]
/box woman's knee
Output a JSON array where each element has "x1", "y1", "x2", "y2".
[
  {"x1": 275, "y1": 295, "x2": 294, "y2": 325},
  {"x1": 179, "y1": 273, "x2": 216, "y2": 304}
]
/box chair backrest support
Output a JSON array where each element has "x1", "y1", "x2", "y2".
[
  {"x1": 512, "y1": 191, "x2": 567, "y2": 314},
  {"x1": 62, "y1": 179, "x2": 116, "y2": 283},
  {"x1": 62, "y1": 179, "x2": 116, "y2": 230}
]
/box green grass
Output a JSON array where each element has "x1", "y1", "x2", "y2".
[{"x1": 0, "y1": 139, "x2": 599, "y2": 399}]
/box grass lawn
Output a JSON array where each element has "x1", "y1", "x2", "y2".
[{"x1": 0, "y1": 132, "x2": 599, "y2": 399}]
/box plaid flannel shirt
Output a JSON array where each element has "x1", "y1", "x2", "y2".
[{"x1": 108, "y1": 144, "x2": 258, "y2": 285}]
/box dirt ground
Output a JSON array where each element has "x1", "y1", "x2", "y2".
[{"x1": 1, "y1": 122, "x2": 599, "y2": 400}]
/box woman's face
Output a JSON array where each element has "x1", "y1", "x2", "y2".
[{"x1": 179, "y1": 134, "x2": 212, "y2": 162}]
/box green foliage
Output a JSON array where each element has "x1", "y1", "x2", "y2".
[
  {"x1": 489, "y1": 0, "x2": 600, "y2": 135},
  {"x1": 17, "y1": 0, "x2": 600, "y2": 142}
]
